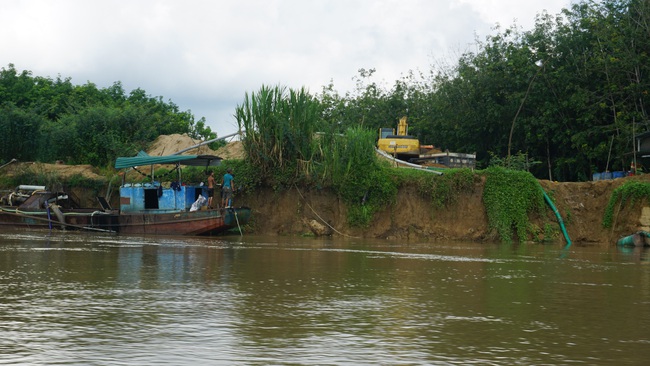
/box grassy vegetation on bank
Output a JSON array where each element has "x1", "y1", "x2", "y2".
[{"x1": 603, "y1": 181, "x2": 650, "y2": 228}]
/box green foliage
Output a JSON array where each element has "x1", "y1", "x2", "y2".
[
  {"x1": 215, "y1": 160, "x2": 262, "y2": 194},
  {"x1": 603, "y1": 180, "x2": 650, "y2": 228},
  {"x1": 181, "y1": 160, "x2": 262, "y2": 195},
  {"x1": 564, "y1": 209, "x2": 573, "y2": 225},
  {"x1": 488, "y1": 151, "x2": 542, "y2": 171},
  {"x1": 207, "y1": 139, "x2": 227, "y2": 151},
  {"x1": 529, "y1": 222, "x2": 559, "y2": 242},
  {"x1": 415, "y1": 168, "x2": 477, "y2": 209},
  {"x1": 268, "y1": 164, "x2": 298, "y2": 191},
  {"x1": 0, "y1": 63, "x2": 205, "y2": 167},
  {"x1": 188, "y1": 117, "x2": 217, "y2": 142},
  {"x1": 482, "y1": 167, "x2": 546, "y2": 243},
  {"x1": 236, "y1": 86, "x2": 398, "y2": 226},
  {"x1": 339, "y1": 166, "x2": 397, "y2": 227},
  {"x1": 544, "y1": 223, "x2": 558, "y2": 241},
  {"x1": 346, "y1": 204, "x2": 375, "y2": 228},
  {"x1": 0, "y1": 102, "x2": 46, "y2": 163},
  {"x1": 315, "y1": 127, "x2": 398, "y2": 227},
  {"x1": 66, "y1": 173, "x2": 106, "y2": 191},
  {"x1": 324, "y1": 127, "x2": 377, "y2": 185},
  {"x1": 236, "y1": 85, "x2": 321, "y2": 180},
  {"x1": 180, "y1": 166, "x2": 209, "y2": 185}
]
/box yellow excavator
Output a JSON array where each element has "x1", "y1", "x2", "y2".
[{"x1": 377, "y1": 116, "x2": 420, "y2": 160}]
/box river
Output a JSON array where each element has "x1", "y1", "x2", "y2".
[{"x1": 1, "y1": 228, "x2": 649, "y2": 365}]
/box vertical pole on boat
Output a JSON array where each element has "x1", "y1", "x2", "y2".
[
  {"x1": 234, "y1": 209, "x2": 242, "y2": 236},
  {"x1": 46, "y1": 206, "x2": 52, "y2": 230}
]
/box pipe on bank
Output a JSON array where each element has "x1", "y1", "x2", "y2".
[{"x1": 540, "y1": 187, "x2": 572, "y2": 248}]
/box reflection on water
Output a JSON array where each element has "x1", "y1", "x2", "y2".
[{"x1": 1, "y1": 229, "x2": 650, "y2": 365}]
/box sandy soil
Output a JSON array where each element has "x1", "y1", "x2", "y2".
[
  {"x1": 237, "y1": 172, "x2": 650, "y2": 247},
  {"x1": 1, "y1": 161, "x2": 106, "y2": 181},
  {"x1": 146, "y1": 133, "x2": 245, "y2": 159}
]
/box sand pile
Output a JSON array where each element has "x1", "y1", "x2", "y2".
[{"x1": 146, "y1": 133, "x2": 245, "y2": 159}]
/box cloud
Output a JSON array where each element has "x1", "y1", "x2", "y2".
[{"x1": 0, "y1": 0, "x2": 571, "y2": 136}]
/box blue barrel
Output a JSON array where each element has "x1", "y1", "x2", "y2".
[
  {"x1": 613, "y1": 171, "x2": 625, "y2": 179},
  {"x1": 592, "y1": 173, "x2": 601, "y2": 181},
  {"x1": 602, "y1": 172, "x2": 613, "y2": 180}
]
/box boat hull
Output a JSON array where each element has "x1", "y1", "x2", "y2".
[
  {"x1": 118, "y1": 207, "x2": 251, "y2": 236},
  {"x1": 0, "y1": 207, "x2": 119, "y2": 232},
  {"x1": 0, "y1": 206, "x2": 251, "y2": 236}
]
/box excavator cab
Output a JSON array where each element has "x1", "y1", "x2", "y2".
[{"x1": 379, "y1": 127, "x2": 394, "y2": 139}]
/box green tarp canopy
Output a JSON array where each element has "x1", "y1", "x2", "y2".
[{"x1": 115, "y1": 151, "x2": 222, "y2": 169}]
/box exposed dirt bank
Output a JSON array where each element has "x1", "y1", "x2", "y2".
[{"x1": 236, "y1": 174, "x2": 650, "y2": 247}]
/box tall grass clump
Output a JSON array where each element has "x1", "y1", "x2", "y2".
[
  {"x1": 235, "y1": 85, "x2": 398, "y2": 226},
  {"x1": 235, "y1": 85, "x2": 321, "y2": 185}
]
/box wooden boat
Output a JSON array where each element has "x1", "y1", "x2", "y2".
[
  {"x1": 0, "y1": 185, "x2": 118, "y2": 232},
  {"x1": 0, "y1": 152, "x2": 251, "y2": 235},
  {"x1": 114, "y1": 151, "x2": 251, "y2": 236}
]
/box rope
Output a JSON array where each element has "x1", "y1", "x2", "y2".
[
  {"x1": 293, "y1": 184, "x2": 359, "y2": 238},
  {"x1": 131, "y1": 165, "x2": 179, "y2": 180}
]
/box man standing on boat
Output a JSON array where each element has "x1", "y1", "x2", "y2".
[
  {"x1": 207, "y1": 170, "x2": 216, "y2": 208},
  {"x1": 221, "y1": 168, "x2": 235, "y2": 208}
]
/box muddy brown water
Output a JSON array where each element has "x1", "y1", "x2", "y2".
[{"x1": 1, "y1": 228, "x2": 649, "y2": 365}]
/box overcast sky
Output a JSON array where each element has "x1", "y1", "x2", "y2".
[{"x1": 1, "y1": 0, "x2": 573, "y2": 137}]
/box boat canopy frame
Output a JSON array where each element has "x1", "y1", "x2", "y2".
[{"x1": 115, "y1": 151, "x2": 222, "y2": 169}]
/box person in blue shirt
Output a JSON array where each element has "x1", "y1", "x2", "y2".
[{"x1": 221, "y1": 168, "x2": 235, "y2": 208}]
